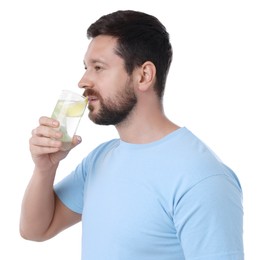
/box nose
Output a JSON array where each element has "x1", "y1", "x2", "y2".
[{"x1": 78, "y1": 70, "x2": 94, "y2": 90}]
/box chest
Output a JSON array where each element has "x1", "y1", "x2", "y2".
[{"x1": 81, "y1": 157, "x2": 181, "y2": 257}]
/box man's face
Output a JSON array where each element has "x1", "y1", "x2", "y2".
[{"x1": 79, "y1": 35, "x2": 137, "y2": 125}]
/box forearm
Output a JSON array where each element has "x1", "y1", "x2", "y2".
[{"x1": 20, "y1": 165, "x2": 58, "y2": 241}]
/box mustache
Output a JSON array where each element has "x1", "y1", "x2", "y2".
[{"x1": 83, "y1": 89, "x2": 101, "y2": 99}]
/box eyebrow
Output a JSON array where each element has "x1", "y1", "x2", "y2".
[{"x1": 83, "y1": 59, "x2": 108, "y2": 69}]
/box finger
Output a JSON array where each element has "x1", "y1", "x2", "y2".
[
  {"x1": 30, "y1": 135, "x2": 62, "y2": 150},
  {"x1": 31, "y1": 145, "x2": 60, "y2": 155},
  {"x1": 71, "y1": 135, "x2": 82, "y2": 147},
  {"x1": 39, "y1": 116, "x2": 60, "y2": 128},
  {"x1": 32, "y1": 125, "x2": 63, "y2": 140}
]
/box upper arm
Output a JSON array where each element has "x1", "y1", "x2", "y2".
[{"x1": 43, "y1": 194, "x2": 81, "y2": 240}]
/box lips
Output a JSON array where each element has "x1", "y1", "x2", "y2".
[
  {"x1": 88, "y1": 96, "x2": 98, "y2": 102},
  {"x1": 83, "y1": 90, "x2": 100, "y2": 104}
]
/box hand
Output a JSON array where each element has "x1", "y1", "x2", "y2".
[{"x1": 29, "y1": 116, "x2": 82, "y2": 171}]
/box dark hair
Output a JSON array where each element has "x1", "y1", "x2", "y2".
[{"x1": 87, "y1": 10, "x2": 173, "y2": 98}]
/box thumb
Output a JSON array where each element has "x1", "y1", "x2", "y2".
[{"x1": 71, "y1": 135, "x2": 82, "y2": 148}]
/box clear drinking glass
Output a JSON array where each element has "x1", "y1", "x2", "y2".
[{"x1": 51, "y1": 90, "x2": 88, "y2": 151}]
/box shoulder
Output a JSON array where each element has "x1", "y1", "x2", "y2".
[{"x1": 164, "y1": 127, "x2": 242, "y2": 190}]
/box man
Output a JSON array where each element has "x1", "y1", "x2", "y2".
[{"x1": 20, "y1": 10, "x2": 244, "y2": 259}]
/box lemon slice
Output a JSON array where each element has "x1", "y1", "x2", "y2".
[{"x1": 66, "y1": 99, "x2": 87, "y2": 117}]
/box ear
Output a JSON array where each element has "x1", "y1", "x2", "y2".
[{"x1": 136, "y1": 61, "x2": 156, "y2": 92}]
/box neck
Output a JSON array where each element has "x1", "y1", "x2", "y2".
[{"x1": 115, "y1": 99, "x2": 179, "y2": 144}]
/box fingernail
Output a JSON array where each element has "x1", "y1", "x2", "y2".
[
  {"x1": 52, "y1": 120, "x2": 59, "y2": 126},
  {"x1": 76, "y1": 136, "x2": 82, "y2": 144}
]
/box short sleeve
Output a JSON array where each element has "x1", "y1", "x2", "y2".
[
  {"x1": 54, "y1": 156, "x2": 89, "y2": 214},
  {"x1": 173, "y1": 174, "x2": 244, "y2": 260}
]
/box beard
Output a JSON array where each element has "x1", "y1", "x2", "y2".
[{"x1": 87, "y1": 80, "x2": 137, "y2": 126}]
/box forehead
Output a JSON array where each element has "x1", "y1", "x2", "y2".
[{"x1": 84, "y1": 35, "x2": 120, "y2": 63}]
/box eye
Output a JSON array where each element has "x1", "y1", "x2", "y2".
[{"x1": 94, "y1": 65, "x2": 102, "y2": 71}]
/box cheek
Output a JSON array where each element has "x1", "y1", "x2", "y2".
[
  {"x1": 98, "y1": 67, "x2": 130, "y2": 97},
  {"x1": 101, "y1": 81, "x2": 122, "y2": 98}
]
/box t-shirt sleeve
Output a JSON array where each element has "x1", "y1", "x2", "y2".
[
  {"x1": 173, "y1": 174, "x2": 244, "y2": 260},
  {"x1": 53, "y1": 139, "x2": 118, "y2": 215},
  {"x1": 54, "y1": 156, "x2": 90, "y2": 214}
]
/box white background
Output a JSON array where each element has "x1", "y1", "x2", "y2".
[{"x1": 0, "y1": 0, "x2": 262, "y2": 259}]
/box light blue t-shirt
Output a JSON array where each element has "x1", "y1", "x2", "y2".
[{"x1": 55, "y1": 127, "x2": 244, "y2": 260}]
